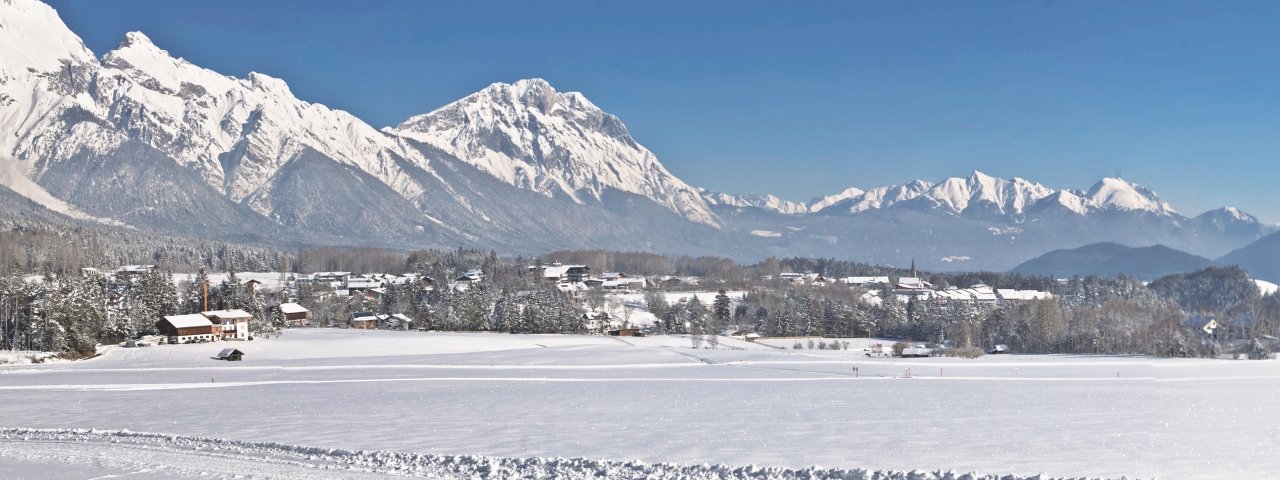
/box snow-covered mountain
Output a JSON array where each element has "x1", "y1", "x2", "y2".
[
  {"x1": 806, "y1": 180, "x2": 934, "y2": 215},
  {"x1": 387, "y1": 79, "x2": 717, "y2": 226},
  {"x1": 0, "y1": 0, "x2": 732, "y2": 255},
  {"x1": 1, "y1": 0, "x2": 1272, "y2": 272},
  {"x1": 1081, "y1": 177, "x2": 1177, "y2": 215},
  {"x1": 699, "y1": 188, "x2": 807, "y2": 215},
  {"x1": 808, "y1": 172, "x2": 1184, "y2": 219}
]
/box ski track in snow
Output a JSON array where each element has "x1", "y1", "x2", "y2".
[{"x1": 0, "y1": 428, "x2": 1083, "y2": 480}]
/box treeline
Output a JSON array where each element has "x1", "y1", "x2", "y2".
[
  {"x1": 0, "y1": 269, "x2": 284, "y2": 356},
  {"x1": 296, "y1": 248, "x2": 587, "y2": 334},
  {"x1": 5, "y1": 242, "x2": 1276, "y2": 359},
  {"x1": 704, "y1": 266, "x2": 1275, "y2": 358},
  {"x1": 0, "y1": 222, "x2": 293, "y2": 276}
]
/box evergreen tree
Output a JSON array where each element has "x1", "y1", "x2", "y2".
[{"x1": 713, "y1": 290, "x2": 732, "y2": 326}]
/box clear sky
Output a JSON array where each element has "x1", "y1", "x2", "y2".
[{"x1": 45, "y1": 0, "x2": 1280, "y2": 222}]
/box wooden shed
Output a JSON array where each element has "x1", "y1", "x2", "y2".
[{"x1": 216, "y1": 348, "x2": 244, "y2": 361}]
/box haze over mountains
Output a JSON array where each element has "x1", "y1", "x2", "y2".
[{"x1": 1, "y1": 0, "x2": 1275, "y2": 273}]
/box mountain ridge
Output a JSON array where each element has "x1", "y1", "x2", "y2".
[
  {"x1": 0, "y1": 0, "x2": 1271, "y2": 273},
  {"x1": 1010, "y1": 242, "x2": 1213, "y2": 280}
]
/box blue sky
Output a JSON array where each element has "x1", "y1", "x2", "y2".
[{"x1": 46, "y1": 0, "x2": 1280, "y2": 222}]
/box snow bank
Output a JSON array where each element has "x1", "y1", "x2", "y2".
[
  {"x1": 0, "y1": 428, "x2": 1069, "y2": 480},
  {"x1": 0, "y1": 351, "x2": 58, "y2": 365}
]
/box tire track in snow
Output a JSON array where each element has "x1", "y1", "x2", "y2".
[{"x1": 0, "y1": 375, "x2": 1149, "y2": 392}]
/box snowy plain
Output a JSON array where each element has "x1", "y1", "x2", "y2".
[{"x1": 0, "y1": 329, "x2": 1275, "y2": 479}]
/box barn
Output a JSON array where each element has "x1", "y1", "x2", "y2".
[
  {"x1": 157, "y1": 314, "x2": 217, "y2": 344},
  {"x1": 279, "y1": 303, "x2": 311, "y2": 327}
]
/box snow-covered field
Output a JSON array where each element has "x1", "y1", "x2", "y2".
[{"x1": 1, "y1": 329, "x2": 1276, "y2": 479}]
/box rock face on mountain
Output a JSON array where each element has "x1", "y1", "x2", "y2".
[
  {"x1": 0, "y1": 0, "x2": 1271, "y2": 271},
  {"x1": 387, "y1": 79, "x2": 717, "y2": 226},
  {"x1": 0, "y1": 0, "x2": 730, "y2": 254}
]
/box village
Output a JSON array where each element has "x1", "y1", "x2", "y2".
[{"x1": 111, "y1": 259, "x2": 1060, "y2": 359}]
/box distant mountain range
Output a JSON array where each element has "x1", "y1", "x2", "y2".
[
  {"x1": 0, "y1": 0, "x2": 1274, "y2": 273},
  {"x1": 1011, "y1": 243, "x2": 1213, "y2": 280},
  {"x1": 1012, "y1": 236, "x2": 1280, "y2": 284},
  {"x1": 1219, "y1": 231, "x2": 1280, "y2": 284}
]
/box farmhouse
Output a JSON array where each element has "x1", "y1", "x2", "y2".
[
  {"x1": 542, "y1": 264, "x2": 591, "y2": 283},
  {"x1": 350, "y1": 311, "x2": 377, "y2": 329},
  {"x1": 278, "y1": 303, "x2": 310, "y2": 327},
  {"x1": 157, "y1": 314, "x2": 217, "y2": 344},
  {"x1": 602, "y1": 277, "x2": 646, "y2": 291},
  {"x1": 202, "y1": 309, "x2": 252, "y2": 340},
  {"x1": 113, "y1": 264, "x2": 155, "y2": 281}
]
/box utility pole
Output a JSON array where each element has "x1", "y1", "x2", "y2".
[{"x1": 203, "y1": 276, "x2": 208, "y2": 312}]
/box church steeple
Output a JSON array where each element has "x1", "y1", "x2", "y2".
[{"x1": 910, "y1": 258, "x2": 916, "y2": 278}]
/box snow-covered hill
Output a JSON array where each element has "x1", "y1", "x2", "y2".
[{"x1": 388, "y1": 79, "x2": 718, "y2": 226}]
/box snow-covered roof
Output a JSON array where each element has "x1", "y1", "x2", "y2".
[
  {"x1": 840, "y1": 276, "x2": 890, "y2": 285},
  {"x1": 279, "y1": 303, "x2": 308, "y2": 314},
  {"x1": 555, "y1": 282, "x2": 590, "y2": 292},
  {"x1": 351, "y1": 311, "x2": 378, "y2": 321},
  {"x1": 163, "y1": 314, "x2": 212, "y2": 329},
  {"x1": 602, "y1": 278, "x2": 646, "y2": 288},
  {"x1": 543, "y1": 265, "x2": 587, "y2": 279},
  {"x1": 346, "y1": 278, "x2": 382, "y2": 289},
  {"x1": 996, "y1": 289, "x2": 1053, "y2": 301},
  {"x1": 202, "y1": 309, "x2": 251, "y2": 319}
]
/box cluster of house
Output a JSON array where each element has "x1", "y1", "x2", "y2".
[
  {"x1": 776, "y1": 271, "x2": 1052, "y2": 307},
  {"x1": 348, "y1": 311, "x2": 413, "y2": 330},
  {"x1": 865, "y1": 278, "x2": 1052, "y2": 306},
  {"x1": 295, "y1": 272, "x2": 431, "y2": 299},
  {"x1": 534, "y1": 263, "x2": 652, "y2": 293}
]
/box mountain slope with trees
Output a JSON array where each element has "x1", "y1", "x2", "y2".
[{"x1": 1010, "y1": 242, "x2": 1213, "y2": 279}]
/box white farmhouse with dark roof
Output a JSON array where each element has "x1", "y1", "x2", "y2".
[{"x1": 157, "y1": 314, "x2": 217, "y2": 344}]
